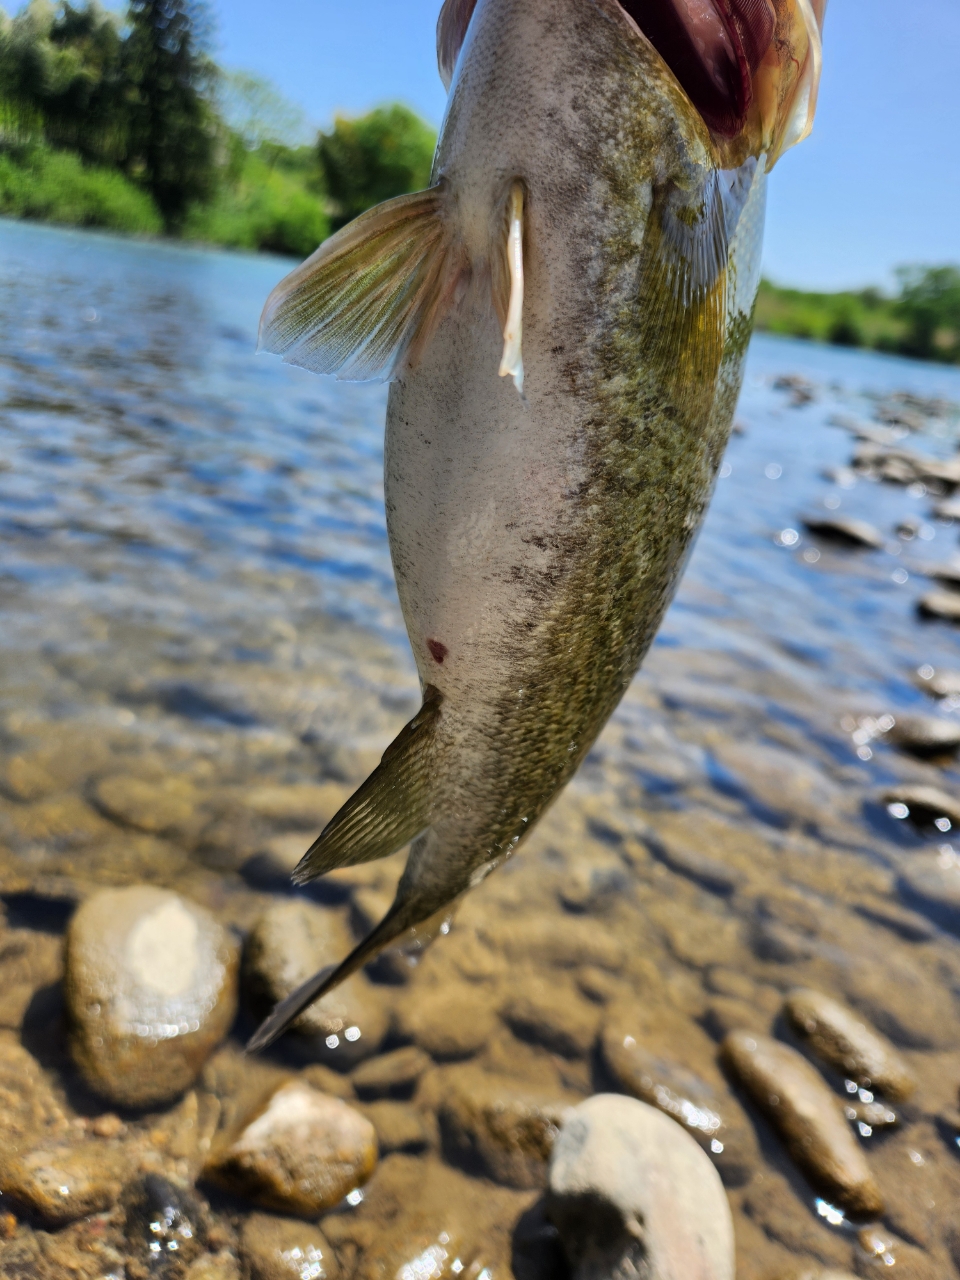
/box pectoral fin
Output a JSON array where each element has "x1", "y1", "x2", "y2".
[
  {"x1": 258, "y1": 186, "x2": 454, "y2": 382},
  {"x1": 291, "y1": 685, "x2": 442, "y2": 885},
  {"x1": 496, "y1": 181, "x2": 525, "y2": 395}
]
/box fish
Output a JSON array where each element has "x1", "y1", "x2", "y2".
[{"x1": 248, "y1": 0, "x2": 826, "y2": 1052}]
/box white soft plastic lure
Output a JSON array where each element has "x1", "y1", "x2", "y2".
[{"x1": 249, "y1": 0, "x2": 826, "y2": 1052}]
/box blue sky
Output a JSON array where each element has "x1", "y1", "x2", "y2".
[{"x1": 215, "y1": 0, "x2": 959, "y2": 292}]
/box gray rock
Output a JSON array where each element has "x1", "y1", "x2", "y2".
[
  {"x1": 721, "y1": 1031, "x2": 883, "y2": 1218},
  {"x1": 801, "y1": 515, "x2": 885, "y2": 549},
  {"x1": 203, "y1": 1080, "x2": 377, "y2": 1217},
  {"x1": 240, "y1": 1212, "x2": 339, "y2": 1280},
  {"x1": 65, "y1": 886, "x2": 238, "y2": 1108},
  {"x1": 783, "y1": 988, "x2": 916, "y2": 1101},
  {"x1": 547, "y1": 1093, "x2": 734, "y2": 1280},
  {"x1": 914, "y1": 664, "x2": 960, "y2": 698},
  {"x1": 884, "y1": 714, "x2": 960, "y2": 756},
  {"x1": 647, "y1": 838, "x2": 741, "y2": 895},
  {"x1": 600, "y1": 1021, "x2": 757, "y2": 1186},
  {"x1": 899, "y1": 852, "x2": 960, "y2": 932},
  {"x1": 350, "y1": 1045, "x2": 431, "y2": 1099},
  {"x1": 882, "y1": 783, "x2": 960, "y2": 828},
  {"x1": 244, "y1": 900, "x2": 388, "y2": 1065},
  {"x1": 918, "y1": 589, "x2": 960, "y2": 621},
  {"x1": 438, "y1": 1064, "x2": 574, "y2": 1189}
]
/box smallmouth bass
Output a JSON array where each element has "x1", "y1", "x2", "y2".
[{"x1": 249, "y1": 0, "x2": 825, "y2": 1051}]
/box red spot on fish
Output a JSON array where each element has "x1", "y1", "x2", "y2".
[{"x1": 427, "y1": 638, "x2": 448, "y2": 664}]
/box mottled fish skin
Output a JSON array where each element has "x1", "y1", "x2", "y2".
[
  {"x1": 248, "y1": 0, "x2": 820, "y2": 1051},
  {"x1": 385, "y1": 0, "x2": 765, "y2": 915}
]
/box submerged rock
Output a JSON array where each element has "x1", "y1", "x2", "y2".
[
  {"x1": 884, "y1": 714, "x2": 960, "y2": 756},
  {"x1": 359, "y1": 1101, "x2": 433, "y2": 1154},
  {"x1": 600, "y1": 1020, "x2": 757, "y2": 1186},
  {"x1": 783, "y1": 988, "x2": 916, "y2": 1101},
  {"x1": 240, "y1": 1212, "x2": 339, "y2": 1280},
  {"x1": 721, "y1": 1031, "x2": 883, "y2": 1219},
  {"x1": 918, "y1": 589, "x2": 960, "y2": 622},
  {"x1": 244, "y1": 900, "x2": 388, "y2": 1065},
  {"x1": 646, "y1": 837, "x2": 741, "y2": 895},
  {"x1": 501, "y1": 980, "x2": 601, "y2": 1058},
  {"x1": 914, "y1": 664, "x2": 960, "y2": 698},
  {"x1": 899, "y1": 852, "x2": 960, "y2": 932},
  {"x1": 123, "y1": 1173, "x2": 209, "y2": 1279},
  {"x1": 394, "y1": 984, "x2": 498, "y2": 1061},
  {"x1": 65, "y1": 886, "x2": 238, "y2": 1108},
  {"x1": 351, "y1": 1045, "x2": 431, "y2": 1099},
  {"x1": 203, "y1": 1080, "x2": 377, "y2": 1217},
  {"x1": 438, "y1": 1065, "x2": 574, "y2": 1189},
  {"x1": 1, "y1": 1135, "x2": 131, "y2": 1227},
  {"x1": 801, "y1": 515, "x2": 885, "y2": 549},
  {"x1": 547, "y1": 1093, "x2": 734, "y2": 1280},
  {"x1": 881, "y1": 783, "x2": 960, "y2": 828}
]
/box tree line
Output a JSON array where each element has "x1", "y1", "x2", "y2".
[{"x1": 0, "y1": 0, "x2": 437, "y2": 253}]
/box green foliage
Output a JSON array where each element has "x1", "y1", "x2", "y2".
[
  {"x1": 123, "y1": 0, "x2": 217, "y2": 226},
  {"x1": 318, "y1": 103, "x2": 436, "y2": 229},
  {"x1": 183, "y1": 144, "x2": 328, "y2": 257},
  {"x1": 894, "y1": 265, "x2": 960, "y2": 363},
  {"x1": 756, "y1": 269, "x2": 960, "y2": 365},
  {"x1": 0, "y1": 144, "x2": 162, "y2": 231}
]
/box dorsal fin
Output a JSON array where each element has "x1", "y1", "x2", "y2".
[{"x1": 437, "y1": 0, "x2": 479, "y2": 90}]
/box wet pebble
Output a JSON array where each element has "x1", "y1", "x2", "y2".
[
  {"x1": 884, "y1": 714, "x2": 960, "y2": 756},
  {"x1": 646, "y1": 837, "x2": 741, "y2": 895},
  {"x1": 1, "y1": 1135, "x2": 132, "y2": 1226},
  {"x1": 123, "y1": 1173, "x2": 208, "y2": 1278},
  {"x1": 801, "y1": 515, "x2": 885, "y2": 549},
  {"x1": 243, "y1": 900, "x2": 388, "y2": 1065},
  {"x1": 898, "y1": 851, "x2": 960, "y2": 932},
  {"x1": 547, "y1": 1093, "x2": 734, "y2": 1280},
  {"x1": 65, "y1": 886, "x2": 238, "y2": 1107},
  {"x1": 203, "y1": 1080, "x2": 377, "y2": 1217},
  {"x1": 239, "y1": 1212, "x2": 339, "y2": 1280},
  {"x1": 914, "y1": 664, "x2": 960, "y2": 698},
  {"x1": 783, "y1": 988, "x2": 916, "y2": 1101},
  {"x1": 358, "y1": 1101, "x2": 433, "y2": 1154},
  {"x1": 600, "y1": 1018, "x2": 757, "y2": 1186},
  {"x1": 881, "y1": 783, "x2": 960, "y2": 828},
  {"x1": 350, "y1": 1045, "x2": 431, "y2": 1100},
  {"x1": 917, "y1": 589, "x2": 960, "y2": 621},
  {"x1": 722, "y1": 1031, "x2": 883, "y2": 1218},
  {"x1": 501, "y1": 979, "x2": 601, "y2": 1058},
  {"x1": 93, "y1": 774, "x2": 200, "y2": 837},
  {"x1": 394, "y1": 984, "x2": 498, "y2": 1061},
  {"x1": 437, "y1": 1065, "x2": 573, "y2": 1189}
]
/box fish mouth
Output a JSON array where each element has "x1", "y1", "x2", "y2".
[{"x1": 618, "y1": 0, "x2": 775, "y2": 137}]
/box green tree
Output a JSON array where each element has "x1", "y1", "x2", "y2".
[
  {"x1": 895, "y1": 265, "x2": 960, "y2": 362},
  {"x1": 123, "y1": 0, "x2": 216, "y2": 226},
  {"x1": 317, "y1": 103, "x2": 436, "y2": 230}
]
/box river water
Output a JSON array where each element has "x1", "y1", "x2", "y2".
[{"x1": 3, "y1": 217, "x2": 960, "y2": 1278}]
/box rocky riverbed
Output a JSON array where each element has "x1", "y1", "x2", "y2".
[{"x1": 3, "y1": 221, "x2": 960, "y2": 1279}]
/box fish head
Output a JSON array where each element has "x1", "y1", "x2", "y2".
[{"x1": 437, "y1": 0, "x2": 825, "y2": 166}]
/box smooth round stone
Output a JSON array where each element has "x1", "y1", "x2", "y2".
[
  {"x1": 203, "y1": 1080, "x2": 377, "y2": 1217},
  {"x1": 801, "y1": 515, "x2": 884, "y2": 549},
  {"x1": 65, "y1": 886, "x2": 238, "y2": 1108},
  {"x1": 885, "y1": 714, "x2": 960, "y2": 757},
  {"x1": 244, "y1": 900, "x2": 388, "y2": 1065},
  {"x1": 783, "y1": 988, "x2": 916, "y2": 1101},
  {"x1": 899, "y1": 852, "x2": 960, "y2": 931},
  {"x1": 547, "y1": 1094, "x2": 734, "y2": 1280},
  {"x1": 240, "y1": 1212, "x2": 340, "y2": 1280},
  {"x1": 721, "y1": 1032, "x2": 883, "y2": 1219},
  {"x1": 351, "y1": 1045, "x2": 431, "y2": 1099},
  {"x1": 918, "y1": 589, "x2": 960, "y2": 622},
  {"x1": 881, "y1": 783, "x2": 960, "y2": 828}
]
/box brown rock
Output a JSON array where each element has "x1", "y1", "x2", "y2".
[
  {"x1": 0, "y1": 1137, "x2": 131, "y2": 1226},
  {"x1": 476, "y1": 915, "x2": 624, "y2": 970},
  {"x1": 351, "y1": 1046, "x2": 431, "y2": 1099},
  {"x1": 203, "y1": 1081, "x2": 377, "y2": 1217},
  {"x1": 437, "y1": 1064, "x2": 574, "y2": 1188},
  {"x1": 65, "y1": 886, "x2": 238, "y2": 1107},
  {"x1": 784, "y1": 988, "x2": 916, "y2": 1101},
  {"x1": 395, "y1": 985, "x2": 497, "y2": 1061},
  {"x1": 244, "y1": 900, "x2": 388, "y2": 1065},
  {"x1": 722, "y1": 1031, "x2": 883, "y2": 1218},
  {"x1": 501, "y1": 979, "x2": 600, "y2": 1058},
  {"x1": 241, "y1": 783, "x2": 349, "y2": 828},
  {"x1": 0, "y1": 924, "x2": 62, "y2": 1031},
  {"x1": 93, "y1": 774, "x2": 199, "y2": 836},
  {"x1": 359, "y1": 1101, "x2": 433, "y2": 1153},
  {"x1": 240, "y1": 1213, "x2": 339, "y2": 1280}
]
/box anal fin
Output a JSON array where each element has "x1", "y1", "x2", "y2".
[
  {"x1": 291, "y1": 685, "x2": 442, "y2": 884},
  {"x1": 258, "y1": 185, "x2": 455, "y2": 382}
]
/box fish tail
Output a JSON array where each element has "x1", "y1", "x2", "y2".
[
  {"x1": 247, "y1": 833, "x2": 459, "y2": 1053},
  {"x1": 292, "y1": 685, "x2": 442, "y2": 884}
]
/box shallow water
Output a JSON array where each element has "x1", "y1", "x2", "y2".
[{"x1": 3, "y1": 218, "x2": 960, "y2": 1278}]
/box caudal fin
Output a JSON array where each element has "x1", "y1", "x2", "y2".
[
  {"x1": 258, "y1": 184, "x2": 456, "y2": 383},
  {"x1": 292, "y1": 685, "x2": 442, "y2": 885}
]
